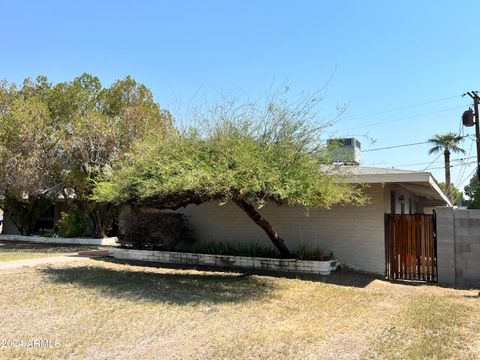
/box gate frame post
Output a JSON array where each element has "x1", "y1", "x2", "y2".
[{"x1": 385, "y1": 214, "x2": 391, "y2": 279}]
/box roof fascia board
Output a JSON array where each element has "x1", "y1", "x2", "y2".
[
  {"x1": 338, "y1": 172, "x2": 431, "y2": 184},
  {"x1": 428, "y1": 175, "x2": 452, "y2": 207}
]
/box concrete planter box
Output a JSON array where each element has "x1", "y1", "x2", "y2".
[
  {"x1": 109, "y1": 248, "x2": 341, "y2": 275},
  {"x1": 0, "y1": 234, "x2": 118, "y2": 246}
]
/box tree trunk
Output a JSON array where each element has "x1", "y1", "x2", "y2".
[
  {"x1": 444, "y1": 149, "x2": 451, "y2": 202},
  {"x1": 233, "y1": 198, "x2": 292, "y2": 258},
  {"x1": 91, "y1": 210, "x2": 106, "y2": 238}
]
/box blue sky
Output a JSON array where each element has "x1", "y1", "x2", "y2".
[{"x1": 1, "y1": 1, "x2": 479, "y2": 190}]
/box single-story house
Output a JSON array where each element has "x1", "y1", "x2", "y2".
[
  {"x1": 1, "y1": 167, "x2": 450, "y2": 275},
  {"x1": 1, "y1": 136, "x2": 451, "y2": 276},
  {"x1": 168, "y1": 166, "x2": 450, "y2": 274}
]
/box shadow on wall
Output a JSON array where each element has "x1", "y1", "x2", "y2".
[{"x1": 39, "y1": 261, "x2": 278, "y2": 305}]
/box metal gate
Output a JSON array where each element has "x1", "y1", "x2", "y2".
[{"x1": 384, "y1": 214, "x2": 437, "y2": 282}]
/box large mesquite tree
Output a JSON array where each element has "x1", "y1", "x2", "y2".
[
  {"x1": 0, "y1": 74, "x2": 172, "y2": 237},
  {"x1": 0, "y1": 80, "x2": 63, "y2": 234},
  {"x1": 93, "y1": 96, "x2": 366, "y2": 257},
  {"x1": 49, "y1": 74, "x2": 173, "y2": 237}
]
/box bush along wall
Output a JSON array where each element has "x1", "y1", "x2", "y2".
[
  {"x1": 190, "y1": 242, "x2": 332, "y2": 261},
  {"x1": 57, "y1": 211, "x2": 89, "y2": 238},
  {"x1": 119, "y1": 209, "x2": 193, "y2": 250}
]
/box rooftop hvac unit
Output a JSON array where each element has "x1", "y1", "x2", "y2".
[{"x1": 327, "y1": 138, "x2": 361, "y2": 165}]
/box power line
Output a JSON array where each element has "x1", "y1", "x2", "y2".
[
  {"x1": 363, "y1": 141, "x2": 428, "y2": 152},
  {"x1": 362, "y1": 134, "x2": 474, "y2": 153},
  {"x1": 452, "y1": 114, "x2": 469, "y2": 175},
  {"x1": 423, "y1": 152, "x2": 443, "y2": 171},
  {"x1": 427, "y1": 160, "x2": 476, "y2": 171},
  {"x1": 457, "y1": 166, "x2": 477, "y2": 188},
  {"x1": 340, "y1": 94, "x2": 463, "y2": 123},
  {"x1": 455, "y1": 137, "x2": 474, "y2": 185},
  {"x1": 395, "y1": 156, "x2": 476, "y2": 168},
  {"x1": 464, "y1": 90, "x2": 480, "y2": 181},
  {"x1": 342, "y1": 105, "x2": 467, "y2": 131},
  {"x1": 363, "y1": 156, "x2": 475, "y2": 169}
]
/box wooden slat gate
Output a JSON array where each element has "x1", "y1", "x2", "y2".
[{"x1": 384, "y1": 214, "x2": 437, "y2": 282}]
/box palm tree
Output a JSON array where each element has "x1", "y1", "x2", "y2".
[{"x1": 428, "y1": 133, "x2": 465, "y2": 202}]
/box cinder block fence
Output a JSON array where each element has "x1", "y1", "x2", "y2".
[{"x1": 437, "y1": 207, "x2": 480, "y2": 287}]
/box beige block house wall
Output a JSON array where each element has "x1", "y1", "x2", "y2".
[{"x1": 176, "y1": 184, "x2": 387, "y2": 274}]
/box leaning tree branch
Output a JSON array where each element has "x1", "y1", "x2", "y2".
[{"x1": 233, "y1": 198, "x2": 291, "y2": 258}]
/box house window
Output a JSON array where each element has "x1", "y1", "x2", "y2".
[
  {"x1": 400, "y1": 195, "x2": 405, "y2": 215},
  {"x1": 408, "y1": 198, "x2": 413, "y2": 215},
  {"x1": 390, "y1": 190, "x2": 396, "y2": 214},
  {"x1": 34, "y1": 204, "x2": 55, "y2": 233}
]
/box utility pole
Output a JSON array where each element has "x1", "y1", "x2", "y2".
[{"x1": 464, "y1": 91, "x2": 480, "y2": 180}]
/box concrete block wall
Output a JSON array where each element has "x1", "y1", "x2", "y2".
[{"x1": 437, "y1": 207, "x2": 480, "y2": 287}]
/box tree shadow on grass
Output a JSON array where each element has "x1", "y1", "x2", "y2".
[
  {"x1": 39, "y1": 262, "x2": 276, "y2": 305},
  {"x1": 93, "y1": 257, "x2": 379, "y2": 288},
  {"x1": 93, "y1": 258, "x2": 473, "y2": 290}
]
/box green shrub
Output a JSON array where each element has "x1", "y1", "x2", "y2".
[
  {"x1": 57, "y1": 211, "x2": 88, "y2": 238},
  {"x1": 120, "y1": 211, "x2": 192, "y2": 250},
  {"x1": 295, "y1": 244, "x2": 332, "y2": 261},
  {"x1": 183, "y1": 242, "x2": 332, "y2": 260}
]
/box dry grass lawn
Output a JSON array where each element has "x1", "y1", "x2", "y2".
[
  {"x1": 0, "y1": 241, "x2": 100, "y2": 262},
  {"x1": 0, "y1": 258, "x2": 480, "y2": 359}
]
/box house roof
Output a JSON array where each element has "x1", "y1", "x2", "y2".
[{"x1": 328, "y1": 165, "x2": 452, "y2": 207}]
